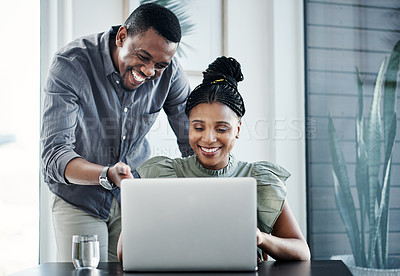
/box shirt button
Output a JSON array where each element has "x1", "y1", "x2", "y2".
[
  {"x1": 124, "y1": 107, "x2": 128, "y2": 113},
  {"x1": 122, "y1": 135, "x2": 126, "y2": 140},
  {"x1": 116, "y1": 80, "x2": 120, "y2": 84}
]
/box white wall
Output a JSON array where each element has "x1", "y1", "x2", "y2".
[
  {"x1": 40, "y1": 0, "x2": 306, "y2": 262},
  {"x1": 271, "y1": 0, "x2": 306, "y2": 236},
  {"x1": 225, "y1": 0, "x2": 306, "y2": 234}
]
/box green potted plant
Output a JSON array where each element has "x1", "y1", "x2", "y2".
[{"x1": 328, "y1": 40, "x2": 400, "y2": 275}]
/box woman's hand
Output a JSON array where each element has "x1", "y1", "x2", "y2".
[
  {"x1": 256, "y1": 229, "x2": 270, "y2": 263},
  {"x1": 257, "y1": 228, "x2": 269, "y2": 262},
  {"x1": 257, "y1": 228, "x2": 263, "y2": 246},
  {"x1": 256, "y1": 202, "x2": 311, "y2": 261}
]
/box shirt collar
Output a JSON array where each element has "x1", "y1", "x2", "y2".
[
  {"x1": 191, "y1": 154, "x2": 238, "y2": 177},
  {"x1": 101, "y1": 25, "x2": 121, "y2": 77}
]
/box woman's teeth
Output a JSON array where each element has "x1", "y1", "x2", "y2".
[
  {"x1": 132, "y1": 70, "x2": 146, "y2": 82},
  {"x1": 201, "y1": 147, "x2": 219, "y2": 153}
]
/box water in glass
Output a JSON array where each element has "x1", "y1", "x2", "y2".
[{"x1": 72, "y1": 235, "x2": 100, "y2": 269}]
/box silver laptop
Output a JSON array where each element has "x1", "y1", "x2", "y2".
[{"x1": 120, "y1": 177, "x2": 258, "y2": 272}]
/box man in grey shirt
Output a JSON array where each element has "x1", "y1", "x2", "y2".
[{"x1": 41, "y1": 3, "x2": 192, "y2": 262}]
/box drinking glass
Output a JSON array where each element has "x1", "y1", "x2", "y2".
[{"x1": 72, "y1": 234, "x2": 100, "y2": 269}]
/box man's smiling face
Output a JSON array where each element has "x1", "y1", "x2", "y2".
[{"x1": 114, "y1": 26, "x2": 178, "y2": 91}]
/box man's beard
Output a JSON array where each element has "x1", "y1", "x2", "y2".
[{"x1": 118, "y1": 71, "x2": 136, "y2": 92}]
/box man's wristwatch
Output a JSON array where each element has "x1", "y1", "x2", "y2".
[{"x1": 99, "y1": 166, "x2": 117, "y2": 190}]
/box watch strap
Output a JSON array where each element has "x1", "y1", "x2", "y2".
[
  {"x1": 100, "y1": 166, "x2": 110, "y2": 179},
  {"x1": 99, "y1": 166, "x2": 117, "y2": 190}
]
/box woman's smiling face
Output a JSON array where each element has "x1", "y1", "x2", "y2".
[{"x1": 189, "y1": 102, "x2": 241, "y2": 170}]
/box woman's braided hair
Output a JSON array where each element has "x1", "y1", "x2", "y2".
[{"x1": 185, "y1": 56, "x2": 245, "y2": 118}]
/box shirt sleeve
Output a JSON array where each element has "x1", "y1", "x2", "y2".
[
  {"x1": 252, "y1": 161, "x2": 290, "y2": 234},
  {"x1": 137, "y1": 156, "x2": 178, "y2": 178},
  {"x1": 41, "y1": 54, "x2": 83, "y2": 184},
  {"x1": 162, "y1": 58, "x2": 193, "y2": 157}
]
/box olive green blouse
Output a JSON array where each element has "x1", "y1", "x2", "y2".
[{"x1": 136, "y1": 154, "x2": 290, "y2": 234}]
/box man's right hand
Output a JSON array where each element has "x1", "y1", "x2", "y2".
[{"x1": 108, "y1": 162, "x2": 134, "y2": 187}]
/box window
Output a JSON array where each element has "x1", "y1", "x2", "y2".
[
  {"x1": 305, "y1": 0, "x2": 400, "y2": 259},
  {"x1": 0, "y1": 0, "x2": 40, "y2": 274}
]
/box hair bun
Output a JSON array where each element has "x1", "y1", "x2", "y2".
[
  {"x1": 202, "y1": 56, "x2": 244, "y2": 87},
  {"x1": 186, "y1": 56, "x2": 246, "y2": 118}
]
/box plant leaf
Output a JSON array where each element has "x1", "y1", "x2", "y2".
[
  {"x1": 328, "y1": 115, "x2": 363, "y2": 265},
  {"x1": 332, "y1": 171, "x2": 363, "y2": 265},
  {"x1": 376, "y1": 113, "x2": 396, "y2": 267},
  {"x1": 383, "y1": 40, "x2": 400, "y2": 146},
  {"x1": 381, "y1": 40, "x2": 400, "y2": 267},
  {"x1": 366, "y1": 58, "x2": 386, "y2": 267},
  {"x1": 355, "y1": 67, "x2": 368, "y2": 265},
  {"x1": 373, "y1": 115, "x2": 395, "y2": 268}
]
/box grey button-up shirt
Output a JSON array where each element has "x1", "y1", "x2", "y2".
[{"x1": 41, "y1": 26, "x2": 192, "y2": 219}]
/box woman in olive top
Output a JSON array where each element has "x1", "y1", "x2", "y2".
[{"x1": 117, "y1": 56, "x2": 311, "y2": 262}]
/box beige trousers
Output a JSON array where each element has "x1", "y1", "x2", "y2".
[{"x1": 50, "y1": 193, "x2": 121, "y2": 262}]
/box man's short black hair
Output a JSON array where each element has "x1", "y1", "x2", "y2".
[{"x1": 124, "y1": 3, "x2": 181, "y2": 43}]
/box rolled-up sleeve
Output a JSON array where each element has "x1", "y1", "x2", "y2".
[{"x1": 41, "y1": 55, "x2": 83, "y2": 184}]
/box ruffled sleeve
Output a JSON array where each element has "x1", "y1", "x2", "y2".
[
  {"x1": 137, "y1": 156, "x2": 178, "y2": 178},
  {"x1": 252, "y1": 161, "x2": 290, "y2": 234}
]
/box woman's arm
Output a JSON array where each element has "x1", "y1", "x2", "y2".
[
  {"x1": 117, "y1": 231, "x2": 123, "y2": 262},
  {"x1": 257, "y1": 201, "x2": 311, "y2": 261}
]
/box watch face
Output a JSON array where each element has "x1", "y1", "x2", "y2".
[{"x1": 100, "y1": 178, "x2": 112, "y2": 190}]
